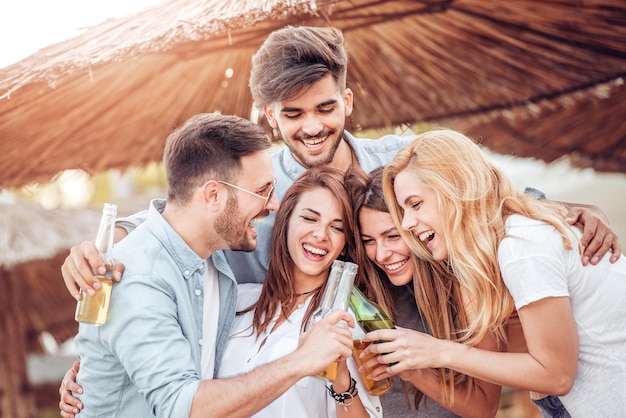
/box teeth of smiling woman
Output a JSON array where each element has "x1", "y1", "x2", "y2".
[
  {"x1": 303, "y1": 244, "x2": 328, "y2": 255},
  {"x1": 384, "y1": 260, "x2": 407, "y2": 271},
  {"x1": 419, "y1": 230, "x2": 434, "y2": 242}
]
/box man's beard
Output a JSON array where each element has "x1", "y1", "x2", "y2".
[
  {"x1": 288, "y1": 129, "x2": 344, "y2": 169},
  {"x1": 214, "y1": 196, "x2": 256, "y2": 252}
]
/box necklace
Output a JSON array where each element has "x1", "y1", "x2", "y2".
[{"x1": 295, "y1": 286, "x2": 322, "y2": 297}]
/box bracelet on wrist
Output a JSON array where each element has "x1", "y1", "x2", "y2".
[{"x1": 327, "y1": 377, "x2": 358, "y2": 411}]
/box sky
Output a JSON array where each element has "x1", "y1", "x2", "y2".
[{"x1": 0, "y1": 0, "x2": 163, "y2": 68}]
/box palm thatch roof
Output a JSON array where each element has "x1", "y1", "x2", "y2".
[{"x1": 0, "y1": 0, "x2": 625, "y2": 190}]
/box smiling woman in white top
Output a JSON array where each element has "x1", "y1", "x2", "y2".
[{"x1": 218, "y1": 165, "x2": 382, "y2": 418}]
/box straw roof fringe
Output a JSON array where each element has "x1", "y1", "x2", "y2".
[
  {"x1": 439, "y1": 77, "x2": 626, "y2": 172},
  {"x1": 1, "y1": 0, "x2": 625, "y2": 191},
  {"x1": 0, "y1": 0, "x2": 321, "y2": 98}
]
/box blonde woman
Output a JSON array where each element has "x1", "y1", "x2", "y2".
[{"x1": 365, "y1": 129, "x2": 625, "y2": 417}]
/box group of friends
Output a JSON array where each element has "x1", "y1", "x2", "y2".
[{"x1": 58, "y1": 25, "x2": 625, "y2": 418}]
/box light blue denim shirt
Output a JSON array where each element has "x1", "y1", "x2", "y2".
[
  {"x1": 224, "y1": 131, "x2": 412, "y2": 283},
  {"x1": 75, "y1": 199, "x2": 237, "y2": 417},
  {"x1": 116, "y1": 132, "x2": 411, "y2": 284}
]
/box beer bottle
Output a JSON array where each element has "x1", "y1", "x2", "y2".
[
  {"x1": 307, "y1": 261, "x2": 358, "y2": 382},
  {"x1": 75, "y1": 203, "x2": 118, "y2": 326},
  {"x1": 308, "y1": 260, "x2": 345, "y2": 327},
  {"x1": 350, "y1": 285, "x2": 395, "y2": 395}
]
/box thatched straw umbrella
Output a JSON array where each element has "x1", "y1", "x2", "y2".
[
  {"x1": 0, "y1": 198, "x2": 101, "y2": 418},
  {"x1": 0, "y1": 0, "x2": 625, "y2": 192}
]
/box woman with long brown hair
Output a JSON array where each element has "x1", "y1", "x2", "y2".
[{"x1": 217, "y1": 164, "x2": 382, "y2": 418}]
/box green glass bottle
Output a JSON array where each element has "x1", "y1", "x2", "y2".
[{"x1": 350, "y1": 285, "x2": 395, "y2": 395}]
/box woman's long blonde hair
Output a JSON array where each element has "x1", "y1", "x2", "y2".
[{"x1": 382, "y1": 129, "x2": 572, "y2": 396}]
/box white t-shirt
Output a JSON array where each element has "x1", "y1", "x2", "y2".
[
  {"x1": 498, "y1": 214, "x2": 626, "y2": 417},
  {"x1": 200, "y1": 258, "x2": 220, "y2": 379},
  {"x1": 217, "y1": 284, "x2": 383, "y2": 418}
]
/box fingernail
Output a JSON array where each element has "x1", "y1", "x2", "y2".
[
  {"x1": 87, "y1": 288, "x2": 96, "y2": 297},
  {"x1": 98, "y1": 266, "x2": 106, "y2": 275},
  {"x1": 93, "y1": 281, "x2": 101, "y2": 290},
  {"x1": 74, "y1": 294, "x2": 81, "y2": 302},
  {"x1": 591, "y1": 256, "x2": 599, "y2": 264},
  {"x1": 582, "y1": 256, "x2": 589, "y2": 266}
]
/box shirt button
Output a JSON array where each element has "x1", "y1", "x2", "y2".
[
  {"x1": 199, "y1": 339, "x2": 203, "y2": 346},
  {"x1": 199, "y1": 263, "x2": 204, "y2": 270},
  {"x1": 184, "y1": 270, "x2": 190, "y2": 276},
  {"x1": 195, "y1": 289, "x2": 202, "y2": 296}
]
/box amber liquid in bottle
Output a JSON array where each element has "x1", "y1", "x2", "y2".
[{"x1": 74, "y1": 271, "x2": 113, "y2": 326}]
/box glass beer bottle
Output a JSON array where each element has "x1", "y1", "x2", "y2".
[
  {"x1": 350, "y1": 285, "x2": 395, "y2": 395},
  {"x1": 75, "y1": 203, "x2": 118, "y2": 326},
  {"x1": 307, "y1": 260, "x2": 357, "y2": 382}
]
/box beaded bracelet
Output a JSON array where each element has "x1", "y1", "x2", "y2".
[{"x1": 327, "y1": 377, "x2": 358, "y2": 411}]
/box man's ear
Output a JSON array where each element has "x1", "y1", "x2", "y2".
[
  {"x1": 344, "y1": 88, "x2": 354, "y2": 117},
  {"x1": 200, "y1": 180, "x2": 222, "y2": 209},
  {"x1": 264, "y1": 104, "x2": 278, "y2": 129}
]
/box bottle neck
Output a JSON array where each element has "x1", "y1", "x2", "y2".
[
  {"x1": 316, "y1": 260, "x2": 345, "y2": 314},
  {"x1": 333, "y1": 263, "x2": 357, "y2": 311},
  {"x1": 308, "y1": 261, "x2": 357, "y2": 327},
  {"x1": 94, "y1": 204, "x2": 117, "y2": 265}
]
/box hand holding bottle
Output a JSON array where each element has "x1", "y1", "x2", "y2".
[
  {"x1": 359, "y1": 326, "x2": 443, "y2": 381},
  {"x1": 297, "y1": 309, "x2": 355, "y2": 377},
  {"x1": 306, "y1": 261, "x2": 357, "y2": 381},
  {"x1": 74, "y1": 203, "x2": 118, "y2": 326},
  {"x1": 62, "y1": 232, "x2": 126, "y2": 301}
]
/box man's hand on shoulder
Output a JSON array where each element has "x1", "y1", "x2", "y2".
[{"x1": 564, "y1": 204, "x2": 621, "y2": 265}]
